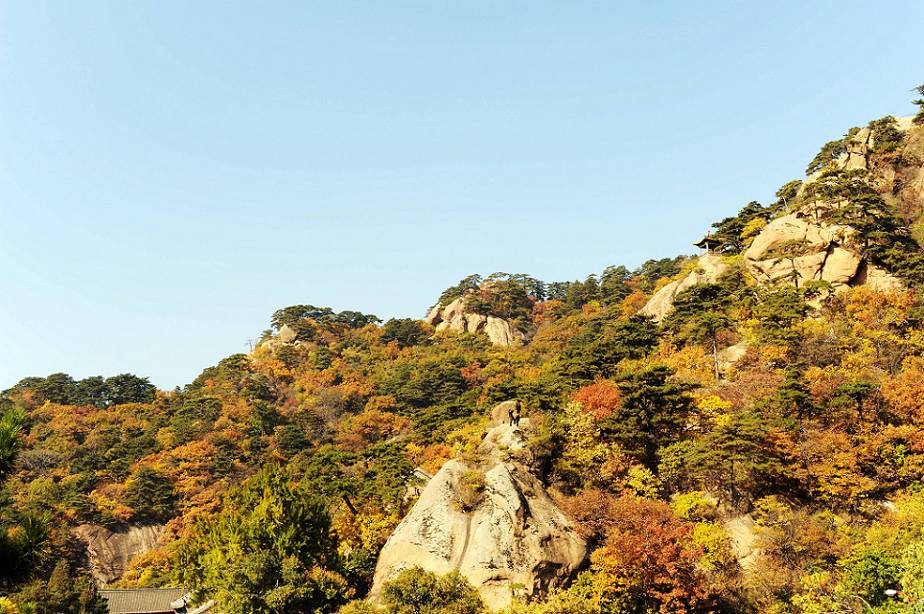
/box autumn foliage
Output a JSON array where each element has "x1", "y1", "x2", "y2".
[
  {"x1": 571, "y1": 379, "x2": 621, "y2": 419},
  {"x1": 7, "y1": 116, "x2": 924, "y2": 614}
]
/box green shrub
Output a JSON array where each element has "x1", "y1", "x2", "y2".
[
  {"x1": 458, "y1": 470, "x2": 486, "y2": 512},
  {"x1": 381, "y1": 567, "x2": 484, "y2": 614},
  {"x1": 838, "y1": 547, "x2": 901, "y2": 607},
  {"x1": 868, "y1": 116, "x2": 904, "y2": 153},
  {"x1": 670, "y1": 491, "x2": 718, "y2": 522},
  {"x1": 338, "y1": 601, "x2": 378, "y2": 614}
]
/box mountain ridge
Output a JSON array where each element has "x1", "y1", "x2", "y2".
[{"x1": 3, "y1": 88, "x2": 924, "y2": 613}]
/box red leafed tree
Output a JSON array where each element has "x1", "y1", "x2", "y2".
[
  {"x1": 571, "y1": 379, "x2": 622, "y2": 420},
  {"x1": 563, "y1": 490, "x2": 715, "y2": 612}
]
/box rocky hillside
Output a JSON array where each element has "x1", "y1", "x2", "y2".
[
  {"x1": 644, "y1": 114, "x2": 922, "y2": 321},
  {"x1": 3, "y1": 89, "x2": 924, "y2": 614}
]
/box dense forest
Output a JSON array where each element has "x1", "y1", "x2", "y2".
[{"x1": 2, "y1": 88, "x2": 924, "y2": 614}]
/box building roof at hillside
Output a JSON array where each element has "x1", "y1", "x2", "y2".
[{"x1": 99, "y1": 588, "x2": 189, "y2": 614}]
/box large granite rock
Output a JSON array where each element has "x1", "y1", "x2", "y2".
[
  {"x1": 369, "y1": 402, "x2": 586, "y2": 610},
  {"x1": 426, "y1": 298, "x2": 525, "y2": 347},
  {"x1": 724, "y1": 515, "x2": 761, "y2": 571},
  {"x1": 73, "y1": 523, "x2": 165, "y2": 585},
  {"x1": 743, "y1": 212, "x2": 901, "y2": 292},
  {"x1": 740, "y1": 115, "x2": 915, "y2": 298},
  {"x1": 640, "y1": 253, "x2": 730, "y2": 322},
  {"x1": 259, "y1": 323, "x2": 298, "y2": 352},
  {"x1": 843, "y1": 126, "x2": 873, "y2": 171},
  {"x1": 277, "y1": 323, "x2": 298, "y2": 343}
]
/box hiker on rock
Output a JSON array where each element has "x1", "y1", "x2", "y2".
[{"x1": 513, "y1": 400, "x2": 522, "y2": 427}]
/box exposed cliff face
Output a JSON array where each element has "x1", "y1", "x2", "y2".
[
  {"x1": 836, "y1": 115, "x2": 917, "y2": 172},
  {"x1": 828, "y1": 115, "x2": 924, "y2": 217},
  {"x1": 640, "y1": 253, "x2": 730, "y2": 322},
  {"x1": 73, "y1": 522, "x2": 165, "y2": 585},
  {"x1": 369, "y1": 401, "x2": 586, "y2": 610},
  {"x1": 425, "y1": 298, "x2": 525, "y2": 347}
]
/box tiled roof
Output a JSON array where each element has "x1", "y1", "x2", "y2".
[{"x1": 99, "y1": 588, "x2": 189, "y2": 614}]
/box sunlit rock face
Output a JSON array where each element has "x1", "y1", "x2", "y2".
[
  {"x1": 73, "y1": 522, "x2": 165, "y2": 585},
  {"x1": 742, "y1": 212, "x2": 901, "y2": 292},
  {"x1": 640, "y1": 253, "x2": 730, "y2": 322},
  {"x1": 369, "y1": 401, "x2": 586, "y2": 611},
  {"x1": 426, "y1": 298, "x2": 525, "y2": 347}
]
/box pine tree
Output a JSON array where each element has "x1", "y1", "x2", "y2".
[
  {"x1": 665, "y1": 283, "x2": 735, "y2": 382},
  {"x1": 174, "y1": 466, "x2": 352, "y2": 614},
  {"x1": 608, "y1": 366, "x2": 695, "y2": 468}
]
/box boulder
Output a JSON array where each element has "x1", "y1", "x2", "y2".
[
  {"x1": 640, "y1": 253, "x2": 730, "y2": 322},
  {"x1": 490, "y1": 400, "x2": 518, "y2": 424},
  {"x1": 369, "y1": 402, "x2": 586, "y2": 610},
  {"x1": 859, "y1": 261, "x2": 904, "y2": 291},
  {"x1": 717, "y1": 341, "x2": 748, "y2": 371},
  {"x1": 724, "y1": 515, "x2": 761, "y2": 571},
  {"x1": 821, "y1": 248, "x2": 862, "y2": 283},
  {"x1": 277, "y1": 324, "x2": 298, "y2": 344},
  {"x1": 73, "y1": 523, "x2": 165, "y2": 585},
  {"x1": 743, "y1": 213, "x2": 850, "y2": 286}
]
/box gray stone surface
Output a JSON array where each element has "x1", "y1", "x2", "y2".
[
  {"x1": 426, "y1": 298, "x2": 525, "y2": 347},
  {"x1": 640, "y1": 253, "x2": 730, "y2": 322},
  {"x1": 369, "y1": 402, "x2": 586, "y2": 610}
]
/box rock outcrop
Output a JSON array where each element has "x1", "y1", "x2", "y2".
[
  {"x1": 833, "y1": 115, "x2": 917, "y2": 173},
  {"x1": 369, "y1": 401, "x2": 586, "y2": 610},
  {"x1": 640, "y1": 253, "x2": 730, "y2": 322},
  {"x1": 742, "y1": 212, "x2": 902, "y2": 292},
  {"x1": 642, "y1": 118, "x2": 921, "y2": 321},
  {"x1": 838, "y1": 116, "x2": 924, "y2": 223},
  {"x1": 277, "y1": 323, "x2": 298, "y2": 343},
  {"x1": 717, "y1": 341, "x2": 749, "y2": 371},
  {"x1": 741, "y1": 119, "x2": 919, "y2": 296},
  {"x1": 724, "y1": 515, "x2": 761, "y2": 571},
  {"x1": 426, "y1": 298, "x2": 525, "y2": 347},
  {"x1": 73, "y1": 522, "x2": 165, "y2": 585}
]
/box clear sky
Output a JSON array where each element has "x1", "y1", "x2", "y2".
[{"x1": 1, "y1": 1, "x2": 923, "y2": 390}]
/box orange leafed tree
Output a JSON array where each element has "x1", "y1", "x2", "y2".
[
  {"x1": 562, "y1": 490, "x2": 715, "y2": 612},
  {"x1": 571, "y1": 379, "x2": 621, "y2": 420},
  {"x1": 335, "y1": 409, "x2": 411, "y2": 452},
  {"x1": 882, "y1": 356, "x2": 924, "y2": 422}
]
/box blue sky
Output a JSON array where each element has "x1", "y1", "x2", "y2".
[{"x1": 1, "y1": 1, "x2": 923, "y2": 390}]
